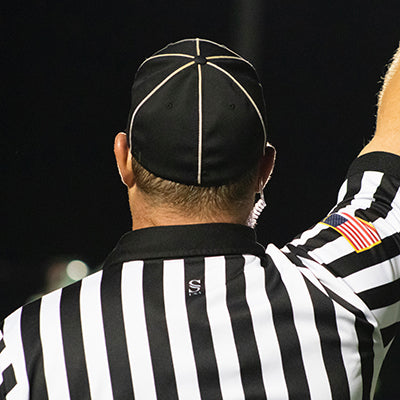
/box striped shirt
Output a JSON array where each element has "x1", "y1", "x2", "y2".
[{"x1": 1, "y1": 151, "x2": 399, "y2": 400}]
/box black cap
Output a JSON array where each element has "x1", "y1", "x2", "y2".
[{"x1": 127, "y1": 38, "x2": 267, "y2": 186}]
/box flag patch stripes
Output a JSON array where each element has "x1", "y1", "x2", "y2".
[{"x1": 321, "y1": 212, "x2": 381, "y2": 253}]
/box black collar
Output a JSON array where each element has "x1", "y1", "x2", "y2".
[{"x1": 104, "y1": 223, "x2": 266, "y2": 266}]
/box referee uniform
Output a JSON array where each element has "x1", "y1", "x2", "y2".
[{"x1": 1, "y1": 39, "x2": 400, "y2": 400}]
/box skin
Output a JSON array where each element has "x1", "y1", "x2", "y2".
[
  {"x1": 114, "y1": 132, "x2": 276, "y2": 231},
  {"x1": 359, "y1": 43, "x2": 400, "y2": 157}
]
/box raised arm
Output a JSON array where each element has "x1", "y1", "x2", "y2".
[{"x1": 360, "y1": 43, "x2": 400, "y2": 156}]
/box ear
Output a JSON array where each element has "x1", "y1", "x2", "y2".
[
  {"x1": 114, "y1": 132, "x2": 135, "y2": 188},
  {"x1": 257, "y1": 143, "x2": 276, "y2": 192}
]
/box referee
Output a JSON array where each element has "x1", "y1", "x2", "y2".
[{"x1": 1, "y1": 38, "x2": 400, "y2": 400}]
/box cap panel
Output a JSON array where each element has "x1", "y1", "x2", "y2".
[
  {"x1": 127, "y1": 38, "x2": 268, "y2": 186},
  {"x1": 131, "y1": 66, "x2": 200, "y2": 185},
  {"x1": 208, "y1": 58, "x2": 267, "y2": 139},
  {"x1": 200, "y1": 65, "x2": 264, "y2": 185},
  {"x1": 128, "y1": 57, "x2": 195, "y2": 146},
  {"x1": 129, "y1": 57, "x2": 192, "y2": 109}
]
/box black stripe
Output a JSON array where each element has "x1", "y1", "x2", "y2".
[
  {"x1": 60, "y1": 281, "x2": 90, "y2": 400},
  {"x1": 331, "y1": 171, "x2": 363, "y2": 214},
  {"x1": 0, "y1": 364, "x2": 16, "y2": 397},
  {"x1": 105, "y1": 223, "x2": 265, "y2": 266},
  {"x1": 265, "y1": 255, "x2": 311, "y2": 399},
  {"x1": 347, "y1": 152, "x2": 400, "y2": 180},
  {"x1": 101, "y1": 263, "x2": 135, "y2": 399},
  {"x1": 225, "y1": 255, "x2": 267, "y2": 399},
  {"x1": 324, "y1": 287, "x2": 375, "y2": 400},
  {"x1": 325, "y1": 233, "x2": 400, "y2": 277},
  {"x1": 0, "y1": 338, "x2": 4, "y2": 353},
  {"x1": 143, "y1": 260, "x2": 178, "y2": 399},
  {"x1": 184, "y1": 257, "x2": 223, "y2": 399},
  {"x1": 358, "y1": 279, "x2": 400, "y2": 310},
  {"x1": 286, "y1": 226, "x2": 341, "y2": 257},
  {"x1": 284, "y1": 241, "x2": 330, "y2": 266},
  {"x1": 355, "y1": 174, "x2": 399, "y2": 222},
  {"x1": 381, "y1": 322, "x2": 399, "y2": 347},
  {"x1": 304, "y1": 278, "x2": 350, "y2": 400},
  {"x1": 21, "y1": 300, "x2": 49, "y2": 400}
]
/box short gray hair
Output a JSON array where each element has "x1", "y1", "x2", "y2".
[{"x1": 131, "y1": 157, "x2": 258, "y2": 220}]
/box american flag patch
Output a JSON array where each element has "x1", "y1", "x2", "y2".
[{"x1": 321, "y1": 212, "x2": 381, "y2": 252}]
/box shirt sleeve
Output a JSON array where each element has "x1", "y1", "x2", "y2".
[
  {"x1": 0, "y1": 326, "x2": 16, "y2": 399},
  {"x1": 283, "y1": 151, "x2": 400, "y2": 346},
  {"x1": 0, "y1": 310, "x2": 30, "y2": 400}
]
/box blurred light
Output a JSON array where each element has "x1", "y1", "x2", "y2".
[{"x1": 66, "y1": 260, "x2": 89, "y2": 281}]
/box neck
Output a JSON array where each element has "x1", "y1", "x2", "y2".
[{"x1": 129, "y1": 187, "x2": 250, "y2": 231}]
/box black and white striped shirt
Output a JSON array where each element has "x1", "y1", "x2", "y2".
[{"x1": 1, "y1": 151, "x2": 399, "y2": 400}]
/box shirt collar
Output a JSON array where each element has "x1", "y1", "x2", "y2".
[{"x1": 104, "y1": 223, "x2": 266, "y2": 266}]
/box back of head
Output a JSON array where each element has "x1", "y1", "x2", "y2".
[
  {"x1": 126, "y1": 38, "x2": 270, "y2": 224},
  {"x1": 131, "y1": 157, "x2": 259, "y2": 222}
]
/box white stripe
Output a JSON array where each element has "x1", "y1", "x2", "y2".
[
  {"x1": 208, "y1": 61, "x2": 267, "y2": 146},
  {"x1": 371, "y1": 302, "x2": 400, "y2": 329},
  {"x1": 197, "y1": 62, "x2": 203, "y2": 184},
  {"x1": 332, "y1": 302, "x2": 363, "y2": 400},
  {"x1": 268, "y1": 246, "x2": 332, "y2": 400},
  {"x1": 138, "y1": 53, "x2": 194, "y2": 70},
  {"x1": 344, "y1": 256, "x2": 400, "y2": 294},
  {"x1": 196, "y1": 37, "x2": 200, "y2": 56},
  {"x1": 375, "y1": 185, "x2": 400, "y2": 239},
  {"x1": 243, "y1": 256, "x2": 289, "y2": 400},
  {"x1": 2, "y1": 308, "x2": 29, "y2": 400},
  {"x1": 128, "y1": 61, "x2": 195, "y2": 148},
  {"x1": 288, "y1": 244, "x2": 378, "y2": 328},
  {"x1": 339, "y1": 171, "x2": 383, "y2": 216},
  {"x1": 80, "y1": 270, "x2": 113, "y2": 400},
  {"x1": 205, "y1": 256, "x2": 245, "y2": 400},
  {"x1": 353, "y1": 171, "x2": 384, "y2": 210},
  {"x1": 337, "y1": 178, "x2": 348, "y2": 204},
  {"x1": 40, "y1": 289, "x2": 70, "y2": 400},
  {"x1": 284, "y1": 223, "x2": 328, "y2": 249},
  {"x1": 121, "y1": 261, "x2": 157, "y2": 400},
  {"x1": 196, "y1": 36, "x2": 203, "y2": 184},
  {"x1": 206, "y1": 55, "x2": 255, "y2": 69},
  {"x1": 0, "y1": 329, "x2": 4, "y2": 387},
  {"x1": 163, "y1": 259, "x2": 201, "y2": 400},
  {"x1": 309, "y1": 235, "x2": 354, "y2": 264},
  {"x1": 297, "y1": 263, "x2": 329, "y2": 296}
]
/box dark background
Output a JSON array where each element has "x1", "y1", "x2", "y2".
[{"x1": 1, "y1": 1, "x2": 399, "y2": 398}]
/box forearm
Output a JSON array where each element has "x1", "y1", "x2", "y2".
[{"x1": 359, "y1": 43, "x2": 400, "y2": 156}]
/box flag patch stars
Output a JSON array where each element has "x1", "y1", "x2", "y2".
[{"x1": 321, "y1": 212, "x2": 381, "y2": 253}]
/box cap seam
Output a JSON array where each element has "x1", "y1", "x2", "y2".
[
  {"x1": 206, "y1": 55, "x2": 255, "y2": 69},
  {"x1": 196, "y1": 38, "x2": 203, "y2": 185},
  {"x1": 137, "y1": 53, "x2": 195, "y2": 71}
]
